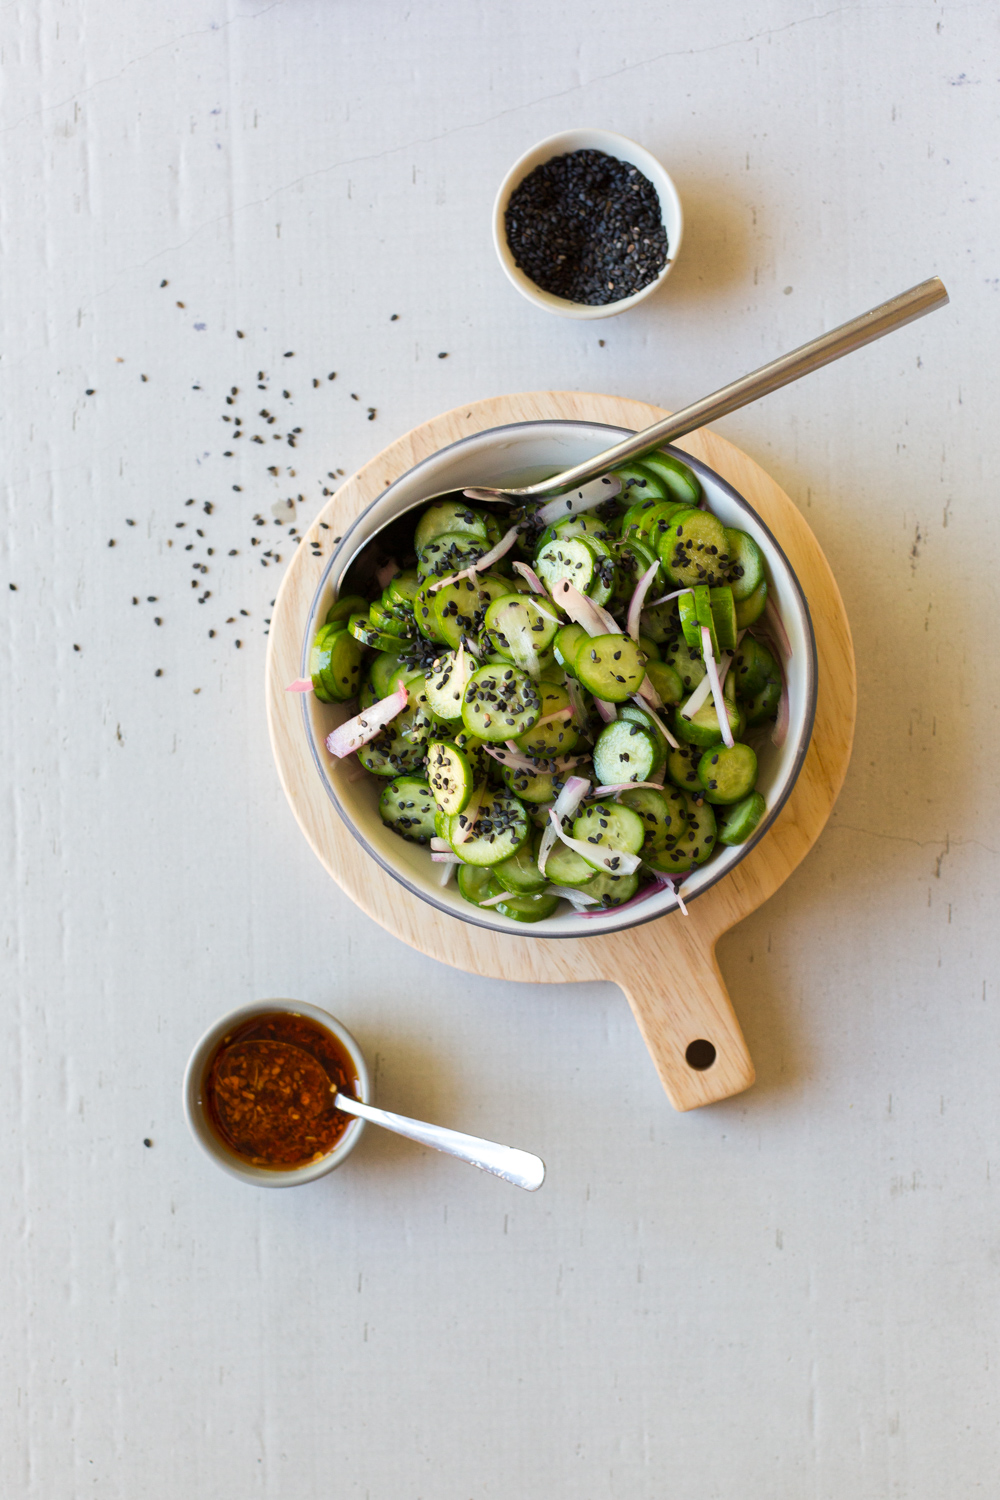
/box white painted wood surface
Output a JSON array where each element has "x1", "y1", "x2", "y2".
[{"x1": 1, "y1": 3, "x2": 995, "y2": 1496}]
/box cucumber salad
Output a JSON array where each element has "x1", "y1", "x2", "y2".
[{"x1": 304, "y1": 450, "x2": 791, "y2": 924}]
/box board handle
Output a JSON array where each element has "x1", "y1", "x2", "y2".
[{"x1": 614, "y1": 927, "x2": 754, "y2": 1111}]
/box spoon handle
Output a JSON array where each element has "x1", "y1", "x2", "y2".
[
  {"x1": 335, "y1": 1094, "x2": 545, "y2": 1191},
  {"x1": 495, "y1": 276, "x2": 949, "y2": 499}
]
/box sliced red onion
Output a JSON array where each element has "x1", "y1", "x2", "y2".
[
  {"x1": 376, "y1": 558, "x2": 401, "y2": 589},
  {"x1": 595, "y1": 697, "x2": 617, "y2": 724},
  {"x1": 537, "y1": 775, "x2": 590, "y2": 876},
  {"x1": 579, "y1": 876, "x2": 676, "y2": 918},
  {"x1": 592, "y1": 780, "x2": 666, "y2": 797},
  {"x1": 626, "y1": 561, "x2": 661, "y2": 642},
  {"x1": 772, "y1": 678, "x2": 790, "y2": 748},
  {"x1": 717, "y1": 633, "x2": 744, "y2": 690},
  {"x1": 630, "y1": 692, "x2": 680, "y2": 750},
  {"x1": 438, "y1": 860, "x2": 457, "y2": 887},
  {"x1": 325, "y1": 683, "x2": 408, "y2": 758},
  {"x1": 535, "y1": 705, "x2": 574, "y2": 726},
  {"x1": 547, "y1": 809, "x2": 642, "y2": 877},
  {"x1": 451, "y1": 781, "x2": 485, "y2": 846},
  {"x1": 678, "y1": 672, "x2": 713, "y2": 721},
  {"x1": 672, "y1": 880, "x2": 690, "y2": 917},
  {"x1": 429, "y1": 525, "x2": 520, "y2": 591},
  {"x1": 430, "y1": 851, "x2": 463, "y2": 864},
  {"x1": 701, "y1": 627, "x2": 734, "y2": 748},
  {"x1": 484, "y1": 745, "x2": 537, "y2": 772},
  {"x1": 551, "y1": 754, "x2": 591, "y2": 773},
  {"x1": 647, "y1": 587, "x2": 692, "y2": 608},
  {"x1": 764, "y1": 595, "x2": 792, "y2": 661},
  {"x1": 545, "y1": 885, "x2": 600, "y2": 907},
  {"x1": 534, "y1": 474, "x2": 622, "y2": 527},
  {"x1": 285, "y1": 677, "x2": 314, "y2": 694},
  {"x1": 430, "y1": 837, "x2": 452, "y2": 852},
  {"x1": 512, "y1": 560, "x2": 546, "y2": 595},
  {"x1": 551, "y1": 580, "x2": 618, "y2": 636}
]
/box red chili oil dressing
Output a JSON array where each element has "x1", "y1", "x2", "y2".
[{"x1": 203, "y1": 1011, "x2": 359, "y2": 1169}]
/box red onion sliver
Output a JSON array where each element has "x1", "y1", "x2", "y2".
[
  {"x1": 430, "y1": 851, "x2": 463, "y2": 864},
  {"x1": 429, "y1": 524, "x2": 520, "y2": 591},
  {"x1": 534, "y1": 474, "x2": 622, "y2": 527},
  {"x1": 537, "y1": 775, "x2": 590, "y2": 876},
  {"x1": 647, "y1": 587, "x2": 692, "y2": 608},
  {"x1": 579, "y1": 876, "x2": 676, "y2": 918},
  {"x1": 546, "y1": 885, "x2": 600, "y2": 906},
  {"x1": 701, "y1": 627, "x2": 734, "y2": 748},
  {"x1": 535, "y1": 705, "x2": 574, "y2": 726},
  {"x1": 595, "y1": 697, "x2": 617, "y2": 724},
  {"x1": 325, "y1": 683, "x2": 408, "y2": 758},
  {"x1": 630, "y1": 693, "x2": 680, "y2": 750},
  {"x1": 592, "y1": 781, "x2": 666, "y2": 797},
  {"x1": 430, "y1": 837, "x2": 452, "y2": 852},
  {"x1": 764, "y1": 596, "x2": 792, "y2": 661},
  {"x1": 438, "y1": 861, "x2": 457, "y2": 887},
  {"x1": 485, "y1": 745, "x2": 538, "y2": 772},
  {"x1": 376, "y1": 558, "x2": 401, "y2": 589},
  {"x1": 551, "y1": 580, "x2": 618, "y2": 636},
  {"x1": 285, "y1": 678, "x2": 314, "y2": 694},
  {"x1": 547, "y1": 809, "x2": 642, "y2": 877},
  {"x1": 626, "y1": 561, "x2": 661, "y2": 642},
  {"x1": 678, "y1": 673, "x2": 712, "y2": 721},
  {"x1": 512, "y1": 560, "x2": 546, "y2": 595}
]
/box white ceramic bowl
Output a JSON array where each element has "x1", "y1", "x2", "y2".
[
  {"x1": 301, "y1": 420, "x2": 817, "y2": 940},
  {"x1": 493, "y1": 128, "x2": 683, "y2": 319},
  {"x1": 183, "y1": 1000, "x2": 370, "y2": 1188}
]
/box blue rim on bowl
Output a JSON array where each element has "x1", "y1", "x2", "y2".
[{"x1": 301, "y1": 421, "x2": 817, "y2": 939}]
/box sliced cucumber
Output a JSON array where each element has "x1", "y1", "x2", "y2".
[
  {"x1": 486, "y1": 882, "x2": 560, "y2": 923},
  {"x1": 492, "y1": 840, "x2": 547, "y2": 895},
  {"x1": 535, "y1": 512, "x2": 616, "y2": 551},
  {"x1": 426, "y1": 740, "x2": 474, "y2": 815},
  {"x1": 620, "y1": 785, "x2": 689, "y2": 855},
  {"x1": 535, "y1": 536, "x2": 599, "y2": 596},
  {"x1": 349, "y1": 613, "x2": 404, "y2": 653},
  {"x1": 682, "y1": 792, "x2": 718, "y2": 864},
  {"x1": 417, "y1": 532, "x2": 486, "y2": 581},
  {"x1": 430, "y1": 573, "x2": 511, "y2": 650},
  {"x1": 515, "y1": 682, "x2": 578, "y2": 758},
  {"x1": 724, "y1": 528, "x2": 765, "y2": 601},
  {"x1": 483, "y1": 594, "x2": 559, "y2": 671},
  {"x1": 620, "y1": 703, "x2": 669, "y2": 768},
  {"x1": 554, "y1": 622, "x2": 588, "y2": 673},
  {"x1": 639, "y1": 599, "x2": 681, "y2": 644},
  {"x1": 732, "y1": 637, "x2": 778, "y2": 700},
  {"x1": 611, "y1": 462, "x2": 669, "y2": 504},
  {"x1": 592, "y1": 720, "x2": 658, "y2": 785},
  {"x1": 638, "y1": 634, "x2": 661, "y2": 662},
  {"x1": 357, "y1": 695, "x2": 432, "y2": 777},
  {"x1": 457, "y1": 864, "x2": 495, "y2": 907},
  {"x1": 322, "y1": 627, "x2": 364, "y2": 702},
  {"x1": 642, "y1": 659, "x2": 683, "y2": 705},
  {"x1": 572, "y1": 801, "x2": 645, "y2": 863},
  {"x1": 309, "y1": 624, "x2": 342, "y2": 703},
  {"x1": 734, "y1": 578, "x2": 768, "y2": 628},
  {"x1": 326, "y1": 593, "x2": 369, "y2": 625},
  {"x1": 679, "y1": 584, "x2": 719, "y2": 658},
  {"x1": 574, "y1": 869, "x2": 641, "y2": 907},
  {"x1": 709, "y1": 586, "x2": 738, "y2": 652},
  {"x1": 662, "y1": 634, "x2": 707, "y2": 692},
  {"x1": 744, "y1": 676, "x2": 782, "y2": 728},
  {"x1": 424, "y1": 649, "x2": 474, "y2": 722},
  {"x1": 413, "y1": 501, "x2": 489, "y2": 552},
  {"x1": 384, "y1": 569, "x2": 422, "y2": 612},
  {"x1": 717, "y1": 791, "x2": 767, "y2": 846},
  {"x1": 639, "y1": 451, "x2": 703, "y2": 507},
  {"x1": 658, "y1": 507, "x2": 730, "y2": 588},
  {"x1": 673, "y1": 695, "x2": 744, "y2": 749},
  {"x1": 461, "y1": 664, "x2": 541, "y2": 743},
  {"x1": 500, "y1": 763, "x2": 560, "y2": 804},
  {"x1": 575, "y1": 633, "x2": 646, "y2": 703},
  {"x1": 698, "y1": 742, "x2": 758, "y2": 804},
  {"x1": 665, "y1": 741, "x2": 704, "y2": 791},
  {"x1": 447, "y1": 788, "x2": 530, "y2": 866},
  {"x1": 378, "y1": 777, "x2": 437, "y2": 843},
  {"x1": 542, "y1": 837, "x2": 597, "y2": 887},
  {"x1": 620, "y1": 499, "x2": 686, "y2": 549}
]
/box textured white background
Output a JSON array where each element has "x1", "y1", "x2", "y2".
[{"x1": 1, "y1": 2, "x2": 997, "y2": 1496}]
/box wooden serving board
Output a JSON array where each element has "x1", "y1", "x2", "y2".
[{"x1": 265, "y1": 392, "x2": 856, "y2": 1111}]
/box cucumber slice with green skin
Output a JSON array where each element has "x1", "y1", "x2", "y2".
[
  {"x1": 500, "y1": 763, "x2": 560, "y2": 804},
  {"x1": 734, "y1": 578, "x2": 768, "y2": 628},
  {"x1": 384, "y1": 569, "x2": 422, "y2": 611},
  {"x1": 574, "y1": 870, "x2": 641, "y2": 907},
  {"x1": 576, "y1": 633, "x2": 646, "y2": 703},
  {"x1": 326, "y1": 594, "x2": 369, "y2": 625},
  {"x1": 413, "y1": 501, "x2": 489, "y2": 552},
  {"x1": 620, "y1": 703, "x2": 669, "y2": 769},
  {"x1": 554, "y1": 622, "x2": 588, "y2": 673},
  {"x1": 612, "y1": 537, "x2": 662, "y2": 608},
  {"x1": 322, "y1": 627, "x2": 365, "y2": 701},
  {"x1": 681, "y1": 791, "x2": 718, "y2": 864},
  {"x1": 643, "y1": 842, "x2": 695, "y2": 875},
  {"x1": 492, "y1": 839, "x2": 548, "y2": 895},
  {"x1": 535, "y1": 536, "x2": 599, "y2": 596},
  {"x1": 673, "y1": 695, "x2": 744, "y2": 749},
  {"x1": 639, "y1": 600, "x2": 681, "y2": 644},
  {"x1": 424, "y1": 649, "x2": 475, "y2": 722},
  {"x1": 698, "y1": 742, "x2": 758, "y2": 804},
  {"x1": 457, "y1": 864, "x2": 495, "y2": 907},
  {"x1": 638, "y1": 451, "x2": 703, "y2": 507},
  {"x1": 483, "y1": 594, "x2": 559, "y2": 670},
  {"x1": 642, "y1": 659, "x2": 684, "y2": 705},
  {"x1": 357, "y1": 693, "x2": 432, "y2": 776},
  {"x1": 359, "y1": 678, "x2": 377, "y2": 711},
  {"x1": 638, "y1": 634, "x2": 661, "y2": 661},
  {"x1": 732, "y1": 637, "x2": 778, "y2": 699},
  {"x1": 679, "y1": 585, "x2": 719, "y2": 657},
  {"x1": 662, "y1": 634, "x2": 707, "y2": 692},
  {"x1": 710, "y1": 586, "x2": 738, "y2": 652},
  {"x1": 430, "y1": 573, "x2": 511, "y2": 650},
  {"x1": 744, "y1": 676, "x2": 782, "y2": 728},
  {"x1": 658, "y1": 507, "x2": 730, "y2": 588},
  {"x1": 542, "y1": 837, "x2": 597, "y2": 887},
  {"x1": 620, "y1": 784, "x2": 689, "y2": 852},
  {"x1": 417, "y1": 532, "x2": 487, "y2": 582},
  {"x1": 514, "y1": 682, "x2": 579, "y2": 758},
  {"x1": 461, "y1": 664, "x2": 541, "y2": 743},
  {"x1": 611, "y1": 462, "x2": 669, "y2": 504},
  {"x1": 369, "y1": 600, "x2": 411, "y2": 638},
  {"x1": 378, "y1": 777, "x2": 437, "y2": 843},
  {"x1": 723, "y1": 528, "x2": 765, "y2": 602},
  {"x1": 666, "y1": 741, "x2": 703, "y2": 790},
  {"x1": 447, "y1": 788, "x2": 530, "y2": 866},
  {"x1": 620, "y1": 499, "x2": 686, "y2": 549},
  {"x1": 717, "y1": 790, "x2": 767, "y2": 846},
  {"x1": 434, "y1": 807, "x2": 450, "y2": 838},
  {"x1": 592, "y1": 721, "x2": 658, "y2": 785},
  {"x1": 349, "y1": 613, "x2": 405, "y2": 652},
  {"x1": 485, "y1": 881, "x2": 561, "y2": 923},
  {"x1": 426, "y1": 740, "x2": 475, "y2": 815},
  {"x1": 535, "y1": 513, "x2": 616, "y2": 552},
  {"x1": 572, "y1": 801, "x2": 646, "y2": 863},
  {"x1": 309, "y1": 624, "x2": 342, "y2": 703}
]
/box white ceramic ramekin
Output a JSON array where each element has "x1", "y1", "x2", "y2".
[
  {"x1": 182, "y1": 999, "x2": 370, "y2": 1188},
  {"x1": 493, "y1": 128, "x2": 683, "y2": 319}
]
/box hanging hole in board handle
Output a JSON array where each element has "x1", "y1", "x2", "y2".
[{"x1": 685, "y1": 1039, "x2": 718, "y2": 1071}]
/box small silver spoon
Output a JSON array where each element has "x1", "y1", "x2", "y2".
[{"x1": 334, "y1": 1090, "x2": 546, "y2": 1191}]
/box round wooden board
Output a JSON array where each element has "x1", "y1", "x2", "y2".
[{"x1": 266, "y1": 393, "x2": 856, "y2": 1111}]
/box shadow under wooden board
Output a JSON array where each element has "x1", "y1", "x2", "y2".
[{"x1": 266, "y1": 392, "x2": 856, "y2": 1112}]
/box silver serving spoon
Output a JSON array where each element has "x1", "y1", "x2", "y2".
[
  {"x1": 334, "y1": 1090, "x2": 546, "y2": 1191},
  {"x1": 338, "y1": 277, "x2": 947, "y2": 595}
]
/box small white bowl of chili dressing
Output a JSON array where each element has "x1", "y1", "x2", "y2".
[{"x1": 183, "y1": 999, "x2": 370, "y2": 1188}]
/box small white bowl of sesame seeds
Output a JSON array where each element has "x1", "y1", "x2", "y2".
[{"x1": 493, "y1": 128, "x2": 683, "y2": 319}]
